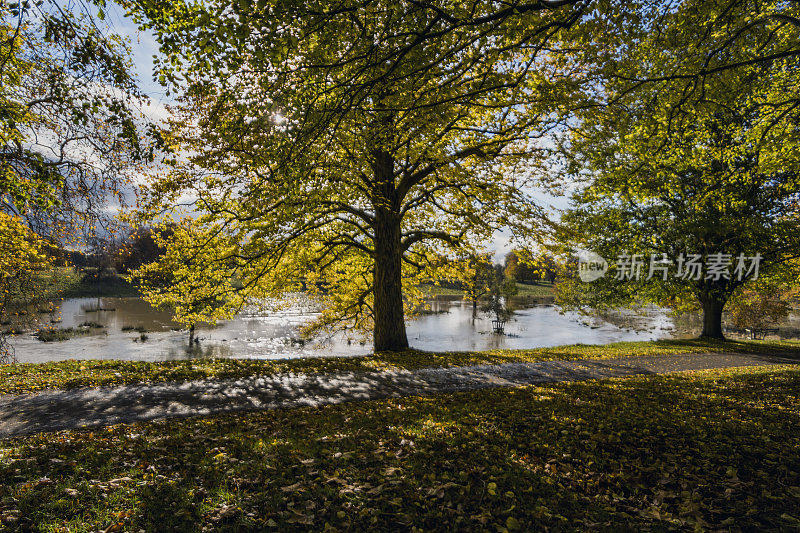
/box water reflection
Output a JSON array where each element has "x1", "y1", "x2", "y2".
[{"x1": 6, "y1": 296, "x2": 795, "y2": 363}]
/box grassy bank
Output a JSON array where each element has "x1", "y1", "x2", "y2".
[
  {"x1": 2, "y1": 339, "x2": 799, "y2": 395},
  {"x1": 1, "y1": 365, "x2": 799, "y2": 531},
  {"x1": 59, "y1": 274, "x2": 139, "y2": 298},
  {"x1": 513, "y1": 281, "x2": 556, "y2": 298},
  {"x1": 47, "y1": 268, "x2": 139, "y2": 298},
  {"x1": 420, "y1": 281, "x2": 556, "y2": 299},
  {"x1": 13, "y1": 268, "x2": 139, "y2": 301}
]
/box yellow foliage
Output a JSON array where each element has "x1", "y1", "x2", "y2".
[{"x1": 0, "y1": 212, "x2": 47, "y2": 281}]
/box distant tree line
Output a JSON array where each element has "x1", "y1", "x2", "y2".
[{"x1": 34, "y1": 226, "x2": 174, "y2": 278}]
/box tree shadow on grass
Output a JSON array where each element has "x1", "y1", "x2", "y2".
[
  {"x1": 2, "y1": 347, "x2": 799, "y2": 439},
  {"x1": 0, "y1": 359, "x2": 672, "y2": 438},
  {"x1": 2, "y1": 367, "x2": 800, "y2": 531}
]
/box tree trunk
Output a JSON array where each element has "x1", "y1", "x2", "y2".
[
  {"x1": 371, "y1": 149, "x2": 408, "y2": 352},
  {"x1": 699, "y1": 292, "x2": 726, "y2": 340}
]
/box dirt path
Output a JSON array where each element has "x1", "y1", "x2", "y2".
[{"x1": 1, "y1": 352, "x2": 797, "y2": 438}]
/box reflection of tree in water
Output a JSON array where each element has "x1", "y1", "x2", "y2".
[{"x1": 166, "y1": 340, "x2": 232, "y2": 361}]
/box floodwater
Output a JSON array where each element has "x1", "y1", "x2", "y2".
[{"x1": 5, "y1": 295, "x2": 792, "y2": 363}]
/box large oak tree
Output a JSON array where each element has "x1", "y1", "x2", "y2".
[{"x1": 128, "y1": 0, "x2": 586, "y2": 350}]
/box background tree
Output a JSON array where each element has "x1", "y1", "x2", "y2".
[
  {"x1": 1, "y1": 0, "x2": 155, "y2": 359},
  {"x1": 113, "y1": 225, "x2": 174, "y2": 274},
  {"x1": 728, "y1": 281, "x2": 795, "y2": 339},
  {"x1": 506, "y1": 249, "x2": 559, "y2": 284},
  {"x1": 503, "y1": 252, "x2": 527, "y2": 284},
  {"x1": 549, "y1": 0, "x2": 800, "y2": 339},
  {"x1": 127, "y1": 0, "x2": 585, "y2": 350},
  {"x1": 531, "y1": 254, "x2": 559, "y2": 284}
]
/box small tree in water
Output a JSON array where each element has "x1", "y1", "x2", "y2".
[
  {"x1": 482, "y1": 266, "x2": 518, "y2": 333},
  {"x1": 455, "y1": 255, "x2": 496, "y2": 322}
]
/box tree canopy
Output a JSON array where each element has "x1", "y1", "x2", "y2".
[{"x1": 1, "y1": 0, "x2": 156, "y2": 242}]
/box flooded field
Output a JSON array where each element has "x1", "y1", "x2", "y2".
[{"x1": 5, "y1": 296, "x2": 798, "y2": 363}]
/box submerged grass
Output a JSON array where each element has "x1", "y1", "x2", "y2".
[
  {"x1": 1, "y1": 338, "x2": 799, "y2": 395},
  {"x1": 32, "y1": 323, "x2": 107, "y2": 343},
  {"x1": 121, "y1": 325, "x2": 148, "y2": 333},
  {"x1": 33, "y1": 328, "x2": 88, "y2": 343},
  {"x1": 0, "y1": 365, "x2": 798, "y2": 531}
]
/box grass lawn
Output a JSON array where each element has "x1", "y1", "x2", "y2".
[
  {"x1": 419, "y1": 282, "x2": 556, "y2": 299},
  {"x1": 2, "y1": 339, "x2": 800, "y2": 395},
  {"x1": 513, "y1": 281, "x2": 556, "y2": 298},
  {"x1": 1, "y1": 365, "x2": 799, "y2": 531},
  {"x1": 59, "y1": 275, "x2": 140, "y2": 299},
  {"x1": 16, "y1": 269, "x2": 140, "y2": 301}
]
